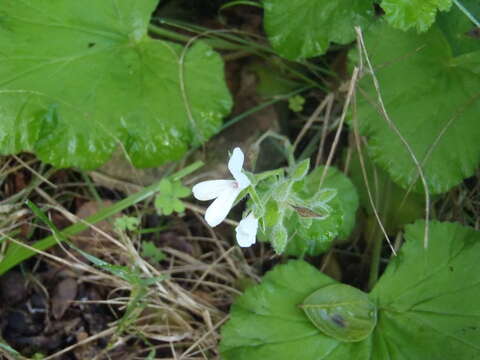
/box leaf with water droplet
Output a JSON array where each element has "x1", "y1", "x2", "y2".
[{"x1": 301, "y1": 284, "x2": 377, "y2": 342}]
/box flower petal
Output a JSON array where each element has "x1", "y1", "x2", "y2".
[
  {"x1": 235, "y1": 172, "x2": 250, "y2": 190},
  {"x1": 235, "y1": 213, "x2": 259, "y2": 247},
  {"x1": 192, "y1": 180, "x2": 236, "y2": 201},
  {"x1": 228, "y1": 147, "x2": 250, "y2": 189},
  {"x1": 204, "y1": 188, "x2": 240, "y2": 227}
]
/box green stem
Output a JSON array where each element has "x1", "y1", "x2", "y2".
[
  {"x1": 220, "y1": 1, "x2": 263, "y2": 11},
  {"x1": 81, "y1": 171, "x2": 102, "y2": 203},
  {"x1": 147, "y1": 24, "x2": 190, "y2": 42},
  {"x1": 221, "y1": 86, "x2": 311, "y2": 131},
  {"x1": 148, "y1": 23, "x2": 245, "y2": 51},
  {"x1": 0, "y1": 161, "x2": 203, "y2": 275},
  {"x1": 154, "y1": 18, "x2": 329, "y2": 88},
  {"x1": 367, "y1": 219, "x2": 384, "y2": 291}
]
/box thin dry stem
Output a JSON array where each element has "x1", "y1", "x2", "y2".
[
  {"x1": 355, "y1": 26, "x2": 430, "y2": 248},
  {"x1": 292, "y1": 93, "x2": 334, "y2": 150}
]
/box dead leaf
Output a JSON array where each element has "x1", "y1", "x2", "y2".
[
  {"x1": 291, "y1": 205, "x2": 325, "y2": 218},
  {"x1": 51, "y1": 278, "x2": 77, "y2": 319},
  {"x1": 72, "y1": 200, "x2": 122, "y2": 258}
]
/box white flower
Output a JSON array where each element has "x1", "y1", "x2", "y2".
[
  {"x1": 192, "y1": 147, "x2": 250, "y2": 227},
  {"x1": 235, "y1": 213, "x2": 258, "y2": 247}
]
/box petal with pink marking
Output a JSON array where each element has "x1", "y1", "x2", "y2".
[{"x1": 228, "y1": 147, "x2": 250, "y2": 189}]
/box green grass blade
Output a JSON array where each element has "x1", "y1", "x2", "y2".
[{"x1": 0, "y1": 161, "x2": 203, "y2": 275}]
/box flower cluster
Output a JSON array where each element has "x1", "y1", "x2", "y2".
[{"x1": 192, "y1": 148, "x2": 258, "y2": 247}]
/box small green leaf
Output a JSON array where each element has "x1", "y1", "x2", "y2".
[
  {"x1": 285, "y1": 166, "x2": 358, "y2": 255},
  {"x1": 155, "y1": 179, "x2": 190, "y2": 215},
  {"x1": 0, "y1": 0, "x2": 232, "y2": 169},
  {"x1": 288, "y1": 95, "x2": 306, "y2": 112},
  {"x1": 302, "y1": 284, "x2": 377, "y2": 342},
  {"x1": 272, "y1": 181, "x2": 292, "y2": 201},
  {"x1": 271, "y1": 224, "x2": 288, "y2": 254},
  {"x1": 264, "y1": 200, "x2": 281, "y2": 227},
  {"x1": 255, "y1": 166, "x2": 358, "y2": 256},
  {"x1": 262, "y1": 0, "x2": 375, "y2": 59},
  {"x1": 353, "y1": 20, "x2": 480, "y2": 194},
  {"x1": 298, "y1": 166, "x2": 359, "y2": 240},
  {"x1": 141, "y1": 241, "x2": 166, "y2": 263},
  {"x1": 381, "y1": 0, "x2": 452, "y2": 32},
  {"x1": 290, "y1": 158, "x2": 310, "y2": 181},
  {"x1": 114, "y1": 216, "x2": 140, "y2": 232},
  {"x1": 158, "y1": 179, "x2": 173, "y2": 194}
]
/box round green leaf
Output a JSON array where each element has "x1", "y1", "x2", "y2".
[
  {"x1": 0, "y1": 0, "x2": 232, "y2": 169},
  {"x1": 353, "y1": 21, "x2": 480, "y2": 194},
  {"x1": 283, "y1": 192, "x2": 343, "y2": 256},
  {"x1": 302, "y1": 284, "x2": 377, "y2": 342},
  {"x1": 262, "y1": 0, "x2": 375, "y2": 60}
]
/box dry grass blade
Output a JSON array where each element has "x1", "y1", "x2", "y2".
[
  {"x1": 292, "y1": 93, "x2": 334, "y2": 150},
  {"x1": 315, "y1": 95, "x2": 334, "y2": 167},
  {"x1": 318, "y1": 69, "x2": 358, "y2": 189},
  {"x1": 354, "y1": 26, "x2": 431, "y2": 248}
]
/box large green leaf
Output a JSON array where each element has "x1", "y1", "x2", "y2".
[
  {"x1": 348, "y1": 151, "x2": 424, "y2": 233},
  {"x1": 0, "y1": 0, "x2": 232, "y2": 169},
  {"x1": 220, "y1": 221, "x2": 480, "y2": 359},
  {"x1": 220, "y1": 260, "x2": 374, "y2": 359},
  {"x1": 220, "y1": 261, "x2": 340, "y2": 359},
  {"x1": 381, "y1": 0, "x2": 452, "y2": 32},
  {"x1": 370, "y1": 221, "x2": 480, "y2": 359},
  {"x1": 354, "y1": 21, "x2": 480, "y2": 194},
  {"x1": 262, "y1": 0, "x2": 375, "y2": 60},
  {"x1": 437, "y1": 0, "x2": 480, "y2": 56}
]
